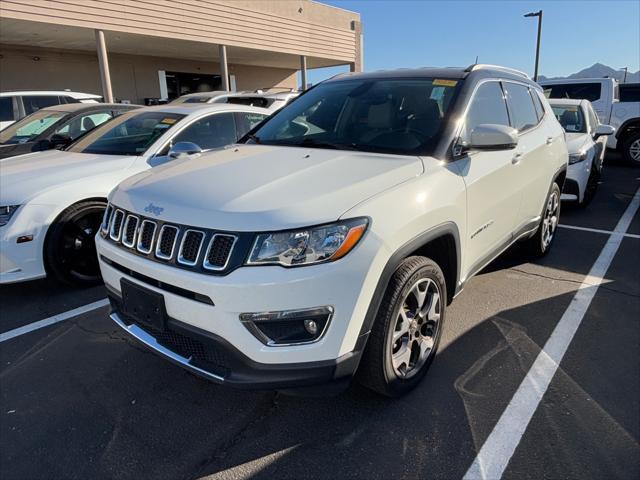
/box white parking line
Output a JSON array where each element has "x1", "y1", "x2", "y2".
[
  {"x1": 0, "y1": 298, "x2": 109, "y2": 343},
  {"x1": 559, "y1": 223, "x2": 640, "y2": 239},
  {"x1": 464, "y1": 187, "x2": 640, "y2": 480}
]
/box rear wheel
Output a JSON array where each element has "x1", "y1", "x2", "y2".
[
  {"x1": 357, "y1": 256, "x2": 446, "y2": 397},
  {"x1": 524, "y1": 182, "x2": 561, "y2": 257},
  {"x1": 45, "y1": 200, "x2": 106, "y2": 285},
  {"x1": 621, "y1": 131, "x2": 640, "y2": 165}
]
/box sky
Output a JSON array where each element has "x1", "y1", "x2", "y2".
[{"x1": 305, "y1": 0, "x2": 640, "y2": 85}]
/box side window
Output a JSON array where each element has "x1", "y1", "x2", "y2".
[
  {"x1": 0, "y1": 97, "x2": 14, "y2": 122},
  {"x1": 61, "y1": 96, "x2": 80, "y2": 105},
  {"x1": 172, "y1": 112, "x2": 237, "y2": 150},
  {"x1": 504, "y1": 83, "x2": 539, "y2": 132},
  {"x1": 464, "y1": 81, "x2": 510, "y2": 137},
  {"x1": 619, "y1": 85, "x2": 640, "y2": 102},
  {"x1": 234, "y1": 112, "x2": 268, "y2": 138},
  {"x1": 22, "y1": 95, "x2": 60, "y2": 115},
  {"x1": 55, "y1": 111, "x2": 113, "y2": 139},
  {"x1": 530, "y1": 89, "x2": 545, "y2": 122}
]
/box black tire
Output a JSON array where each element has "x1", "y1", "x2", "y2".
[
  {"x1": 524, "y1": 182, "x2": 561, "y2": 257},
  {"x1": 579, "y1": 164, "x2": 600, "y2": 207},
  {"x1": 357, "y1": 256, "x2": 446, "y2": 397},
  {"x1": 621, "y1": 130, "x2": 640, "y2": 165},
  {"x1": 44, "y1": 200, "x2": 107, "y2": 285}
]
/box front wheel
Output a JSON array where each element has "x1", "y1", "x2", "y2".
[
  {"x1": 357, "y1": 256, "x2": 446, "y2": 397},
  {"x1": 524, "y1": 182, "x2": 561, "y2": 257},
  {"x1": 44, "y1": 200, "x2": 106, "y2": 285}
]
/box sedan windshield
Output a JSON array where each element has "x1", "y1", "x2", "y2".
[
  {"x1": 552, "y1": 105, "x2": 586, "y2": 133},
  {"x1": 67, "y1": 111, "x2": 185, "y2": 156},
  {"x1": 245, "y1": 77, "x2": 461, "y2": 155},
  {"x1": 0, "y1": 110, "x2": 66, "y2": 144}
]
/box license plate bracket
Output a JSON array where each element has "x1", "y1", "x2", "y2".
[{"x1": 120, "y1": 278, "x2": 167, "y2": 331}]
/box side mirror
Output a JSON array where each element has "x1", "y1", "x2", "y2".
[
  {"x1": 49, "y1": 133, "x2": 73, "y2": 150},
  {"x1": 33, "y1": 138, "x2": 52, "y2": 151},
  {"x1": 469, "y1": 124, "x2": 518, "y2": 150},
  {"x1": 594, "y1": 124, "x2": 615, "y2": 139},
  {"x1": 168, "y1": 141, "x2": 202, "y2": 160}
]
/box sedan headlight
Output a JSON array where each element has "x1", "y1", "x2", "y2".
[
  {"x1": 0, "y1": 205, "x2": 20, "y2": 227},
  {"x1": 568, "y1": 151, "x2": 588, "y2": 164},
  {"x1": 247, "y1": 218, "x2": 368, "y2": 267}
]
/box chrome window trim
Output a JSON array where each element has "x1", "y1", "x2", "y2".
[
  {"x1": 136, "y1": 220, "x2": 157, "y2": 254},
  {"x1": 155, "y1": 224, "x2": 179, "y2": 260},
  {"x1": 203, "y1": 233, "x2": 237, "y2": 271},
  {"x1": 177, "y1": 229, "x2": 205, "y2": 266},
  {"x1": 109, "y1": 209, "x2": 125, "y2": 242},
  {"x1": 121, "y1": 214, "x2": 139, "y2": 248}
]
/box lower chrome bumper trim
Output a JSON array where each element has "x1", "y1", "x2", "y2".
[{"x1": 110, "y1": 312, "x2": 225, "y2": 383}]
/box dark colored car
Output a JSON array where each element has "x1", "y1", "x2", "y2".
[{"x1": 0, "y1": 103, "x2": 141, "y2": 159}]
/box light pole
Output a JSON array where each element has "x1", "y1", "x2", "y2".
[{"x1": 524, "y1": 10, "x2": 543, "y2": 82}]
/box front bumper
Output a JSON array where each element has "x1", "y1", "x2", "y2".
[
  {"x1": 97, "y1": 229, "x2": 385, "y2": 389},
  {"x1": 561, "y1": 158, "x2": 592, "y2": 203}
]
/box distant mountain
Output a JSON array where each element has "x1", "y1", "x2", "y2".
[{"x1": 538, "y1": 63, "x2": 639, "y2": 83}]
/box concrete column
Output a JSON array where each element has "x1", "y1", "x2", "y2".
[
  {"x1": 300, "y1": 55, "x2": 308, "y2": 90},
  {"x1": 219, "y1": 45, "x2": 230, "y2": 91},
  {"x1": 94, "y1": 29, "x2": 114, "y2": 103}
]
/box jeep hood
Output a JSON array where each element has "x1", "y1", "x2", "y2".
[
  {"x1": 0, "y1": 149, "x2": 135, "y2": 204},
  {"x1": 111, "y1": 144, "x2": 423, "y2": 231}
]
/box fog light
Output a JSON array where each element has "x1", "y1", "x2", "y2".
[
  {"x1": 304, "y1": 319, "x2": 318, "y2": 335},
  {"x1": 240, "y1": 306, "x2": 333, "y2": 346}
]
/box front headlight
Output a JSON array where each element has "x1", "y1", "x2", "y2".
[
  {"x1": 247, "y1": 218, "x2": 368, "y2": 267},
  {"x1": 568, "y1": 151, "x2": 588, "y2": 164},
  {"x1": 0, "y1": 205, "x2": 20, "y2": 227}
]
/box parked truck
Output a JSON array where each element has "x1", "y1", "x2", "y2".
[{"x1": 540, "y1": 78, "x2": 640, "y2": 164}]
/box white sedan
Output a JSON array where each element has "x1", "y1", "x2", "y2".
[
  {"x1": 0, "y1": 103, "x2": 269, "y2": 284},
  {"x1": 549, "y1": 99, "x2": 614, "y2": 206}
]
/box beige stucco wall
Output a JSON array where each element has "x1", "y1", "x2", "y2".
[
  {"x1": 0, "y1": 45, "x2": 297, "y2": 103},
  {"x1": 0, "y1": 0, "x2": 359, "y2": 63}
]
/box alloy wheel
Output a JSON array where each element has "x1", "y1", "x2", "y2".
[
  {"x1": 58, "y1": 210, "x2": 103, "y2": 281},
  {"x1": 541, "y1": 190, "x2": 559, "y2": 249},
  {"x1": 390, "y1": 278, "x2": 441, "y2": 379},
  {"x1": 630, "y1": 138, "x2": 640, "y2": 163}
]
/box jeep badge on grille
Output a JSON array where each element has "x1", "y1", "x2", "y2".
[{"x1": 144, "y1": 203, "x2": 164, "y2": 216}]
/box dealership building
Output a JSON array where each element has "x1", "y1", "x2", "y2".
[{"x1": 0, "y1": 0, "x2": 363, "y2": 104}]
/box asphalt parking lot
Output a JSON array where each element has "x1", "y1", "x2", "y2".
[{"x1": 1, "y1": 154, "x2": 639, "y2": 480}]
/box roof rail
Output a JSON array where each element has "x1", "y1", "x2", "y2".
[{"x1": 464, "y1": 64, "x2": 530, "y2": 79}]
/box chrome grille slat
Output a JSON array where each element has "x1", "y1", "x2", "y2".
[
  {"x1": 122, "y1": 215, "x2": 139, "y2": 248},
  {"x1": 177, "y1": 230, "x2": 205, "y2": 266},
  {"x1": 136, "y1": 220, "x2": 157, "y2": 254},
  {"x1": 109, "y1": 209, "x2": 125, "y2": 241},
  {"x1": 155, "y1": 225, "x2": 179, "y2": 260},
  {"x1": 203, "y1": 234, "x2": 237, "y2": 271},
  {"x1": 100, "y1": 205, "x2": 113, "y2": 234}
]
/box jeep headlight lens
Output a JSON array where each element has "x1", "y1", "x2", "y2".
[
  {"x1": 568, "y1": 151, "x2": 588, "y2": 164},
  {"x1": 0, "y1": 205, "x2": 20, "y2": 227},
  {"x1": 247, "y1": 218, "x2": 368, "y2": 266}
]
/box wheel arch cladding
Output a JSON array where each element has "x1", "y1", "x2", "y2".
[{"x1": 356, "y1": 222, "x2": 460, "y2": 348}]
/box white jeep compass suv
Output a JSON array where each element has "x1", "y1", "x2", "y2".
[{"x1": 97, "y1": 65, "x2": 568, "y2": 397}]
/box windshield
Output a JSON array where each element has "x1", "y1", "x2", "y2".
[
  {"x1": 67, "y1": 111, "x2": 185, "y2": 156},
  {"x1": 0, "y1": 110, "x2": 66, "y2": 144},
  {"x1": 244, "y1": 77, "x2": 461, "y2": 155},
  {"x1": 552, "y1": 105, "x2": 586, "y2": 133}
]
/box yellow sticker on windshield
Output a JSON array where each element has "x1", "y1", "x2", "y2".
[
  {"x1": 161, "y1": 118, "x2": 177, "y2": 125},
  {"x1": 433, "y1": 79, "x2": 458, "y2": 87}
]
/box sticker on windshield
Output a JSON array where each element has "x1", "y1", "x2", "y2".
[
  {"x1": 161, "y1": 118, "x2": 178, "y2": 125},
  {"x1": 433, "y1": 79, "x2": 458, "y2": 87}
]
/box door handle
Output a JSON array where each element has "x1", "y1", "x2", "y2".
[
  {"x1": 512, "y1": 152, "x2": 523, "y2": 164},
  {"x1": 546, "y1": 136, "x2": 554, "y2": 145}
]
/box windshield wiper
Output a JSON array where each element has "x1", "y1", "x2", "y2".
[{"x1": 295, "y1": 138, "x2": 357, "y2": 151}]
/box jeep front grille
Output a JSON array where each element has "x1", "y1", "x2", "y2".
[{"x1": 101, "y1": 205, "x2": 239, "y2": 275}]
